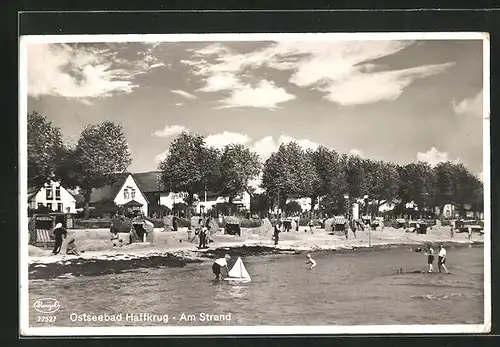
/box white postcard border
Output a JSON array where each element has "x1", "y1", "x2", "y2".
[{"x1": 19, "y1": 32, "x2": 491, "y2": 336}]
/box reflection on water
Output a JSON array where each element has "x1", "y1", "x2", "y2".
[{"x1": 29, "y1": 246, "x2": 484, "y2": 327}]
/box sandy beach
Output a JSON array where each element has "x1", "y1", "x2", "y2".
[{"x1": 28, "y1": 224, "x2": 483, "y2": 266}]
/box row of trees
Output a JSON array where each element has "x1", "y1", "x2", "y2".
[
  {"x1": 260, "y1": 142, "x2": 483, "y2": 218},
  {"x1": 158, "y1": 132, "x2": 261, "y2": 214},
  {"x1": 28, "y1": 111, "x2": 484, "y2": 219}
]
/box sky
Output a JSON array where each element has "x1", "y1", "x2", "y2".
[{"x1": 25, "y1": 37, "x2": 485, "y2": 186}]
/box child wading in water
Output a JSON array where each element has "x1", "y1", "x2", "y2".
[
  {"x1": 425, "y1": 245, "x2": 435, "y2": 273},
  {"x1": 306, "y1": 253, "x2": 316, "y2": 270}
]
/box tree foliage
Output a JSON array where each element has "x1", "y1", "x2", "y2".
[
  {"x1": 250, "y1": 193, "x2": 270, "y2": 217},
  {"x1": 69, "y1": 121, "x2": 132, "y2": 217},
  {"x1": 284, "y1": 200, "x2": 302, "y2": 216},
  {"x1": 158, "y1": 132, "x2": 220, "y2": 211},
  {"x1": 219, "y1": 144, "x2": 261, "y2": 202},
  {"x1": 27, "y1": 111, "x2": 65, "y2": 187},
  {"x1": 261, "y1": 142, "x2": 316, "y2": 209}
]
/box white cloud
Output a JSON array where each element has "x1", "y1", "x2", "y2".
[
  {"x1": 452, "y1": 90, "x2": 483, "y2": 118},
  {"x1": 153, "y1": 125, "x2": 187, "y2": 137},
  {"x1": 251, "y1": 136, "x2": 278, "y2": 160},
  {"x1": 217, "y1": 80, "x2": 296, "y2": 109},
  {"x1": 349, "y1": 148, "x2": 364, "y2": 157},
  {"x1": 320, "y1": 63, "x2": 454, "y2": 105},
  {"x1": 251, "y1": 135, "x2": 320, "y2": 161},
  {"x1": 205, "y1": 131, "x2": 252, "y2": 149},
  {"x1": 175, "y1": 102, "x2": 183, "y2": 106},
  {"x1": 27, "y1": 43, "x2": 163, "y2": 104},
  {"x1": 416, "y1": 147, "x2": 461, "y2": 166},
  {"x1": 182, "y1": 40, "x2": 453, "y2": 107},
  {"x1": 154, "y1": 149, "x2": 169, "y2": 163},
  {"x1": 170, "y1": 89, "x2": 197, "y2": 100}
]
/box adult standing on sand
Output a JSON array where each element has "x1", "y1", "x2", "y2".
[
  {"x1": 52, "y1": 223, "x2": 67, "y2": 255},
  {"x1": 438, "y1": 244, "x2": 450, "y2": 274}
]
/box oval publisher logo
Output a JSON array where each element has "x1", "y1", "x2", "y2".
[{"x1": 34, "y1": 298, "x2": 60, "y2": 314}]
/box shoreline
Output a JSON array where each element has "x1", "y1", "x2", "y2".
[{"x1": 28, "y1": 228, "x2": 484, "y2": 280}]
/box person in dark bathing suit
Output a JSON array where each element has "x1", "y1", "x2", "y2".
[{"x1": 52, "y1": 223, "x2": 67, "y2": 255}]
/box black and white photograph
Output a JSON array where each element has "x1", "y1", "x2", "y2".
[{"x1": 19, "y1": 33, "x2": 490, "y2": 335}]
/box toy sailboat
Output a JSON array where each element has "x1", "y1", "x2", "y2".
[{"x1": 224, "y1": 257, "x2": 251, "y2": 283}]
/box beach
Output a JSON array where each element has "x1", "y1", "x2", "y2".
[{"x1": 28, "y1": 224, "x2": 483, "y2": 279}]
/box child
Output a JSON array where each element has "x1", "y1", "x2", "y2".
[
  {"x1": 306, "y1": 253, "x2": 316, "y2": 270},
  {"x1": 425, "y1": 245, "x2": 435, "y2": 273}
]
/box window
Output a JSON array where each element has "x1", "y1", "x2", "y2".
[
  {"x1": 123, "y1": 189, "x2": 130, "y2": 199},
  {"x1": 37, "y1": 203, "x2": 43, "y2": 209},
  {"x1": 46, "y1": 187, "x2": 53, "y2": 200},
  {"x1": 131, "y1": 189, "x2": 136, "y2": 199},
  {"x1": 55, "y1": 187, "x2": 61, "y2": 200},
  {"x1": 57, "y1": 203, "x2": 63, "y2": 212},
  {"x1": 47, "y1": 203, "x2": 53, "y2": 211}
]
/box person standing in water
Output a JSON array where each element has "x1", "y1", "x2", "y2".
[
  {"x1": 308, "y1": 219, "x2": 314, "y2": 233},
  {"x1": 437, "y1": 244, "x2": 450, "y2": 273},
  {"x1": 52, "y1": 223, "x2": 67, "y2": 255},
  {"x1": 306, "y1": 253, "x2": 316, "y2": 270},
  {"x1": 212, "y1": 254, "x2": 230, "y2": 280},
  {"x1": 426, "y1": 245, "x2": 435, "y2": 273}
]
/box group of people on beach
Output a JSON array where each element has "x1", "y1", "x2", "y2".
[{"x1": 425, "y1": 244, "x2": 450, "y2": 274}]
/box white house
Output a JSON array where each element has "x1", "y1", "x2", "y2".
[
  {"x1": 87, "y1": 173, "x2": 149, "y2": 216},
  {"x1": 159, "y1": 192, "x2": 189, "y2": 210},
  {"x1": 195, "y1": 191, "x2": 252, "y2": 214},
  {"x1": 28, "y1": 181, "x2": 77, "y2": 214}
]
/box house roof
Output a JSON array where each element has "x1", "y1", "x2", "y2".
[
  {"x1": 87, "y1": 173, "x2": 149, "y2": 205},
  {"x1": 123, "y1": 199, "x2": 143, "y2": 207},
  {"x1": 88, "y1": 173, "x2": 130, "y2": 204},
  {"x1": 133, "y1": 171, "x2": 164, "y2": 193}
]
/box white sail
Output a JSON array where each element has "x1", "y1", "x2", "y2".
[{"x1": 227, "y1": 257, "x2": 251, "y2": 279}]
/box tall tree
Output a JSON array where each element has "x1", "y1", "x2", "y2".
[
  {"x1": 261, "y1": 142, "x2": 309, "y2": 211},
  {"x1": 365, "y1": 160, "x2": 400, "y2": 214},
  {"x1": 310, "y1": 146, "x2": 347, "y2": 215},
  {"x1": 250, "y1": 193, "x2": 270, "y2": 217},
  {"x1": 158, "y1": 132, "x2": 220, "y2": 216},
  {"x1": 219, "y1": 144, "x2": 261, "y2": 211},
  {"x1": 344, "y1": 154, "x2": 368, "y2": 199},
  {"x1": 397, "y1": 161, "x2": 435, "y2": 212},
  {"x1": 27, "y1": 111, "x2": 65, "y2": 188},
  {"x1": 71, "y1": 121, "x2": 132, "y2": 218}
]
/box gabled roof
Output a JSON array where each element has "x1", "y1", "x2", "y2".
[
  {"x1": 133, "y1": 171, "x2": 164, "y2": 193},
  {"x1": 88, "y1": 173, "x2": 130, "y2": 204},
  {"x1": 87, "y1": 173, "x2": 149, "y2": 204}
]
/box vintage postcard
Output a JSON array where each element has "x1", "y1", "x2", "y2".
[{"x1": 19, "y1": 32, "x2": 490, "y2": 336}]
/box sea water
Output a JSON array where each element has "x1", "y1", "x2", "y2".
[{"x1": 29, "y1": 245, "x2": 484, "y2": 327}]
